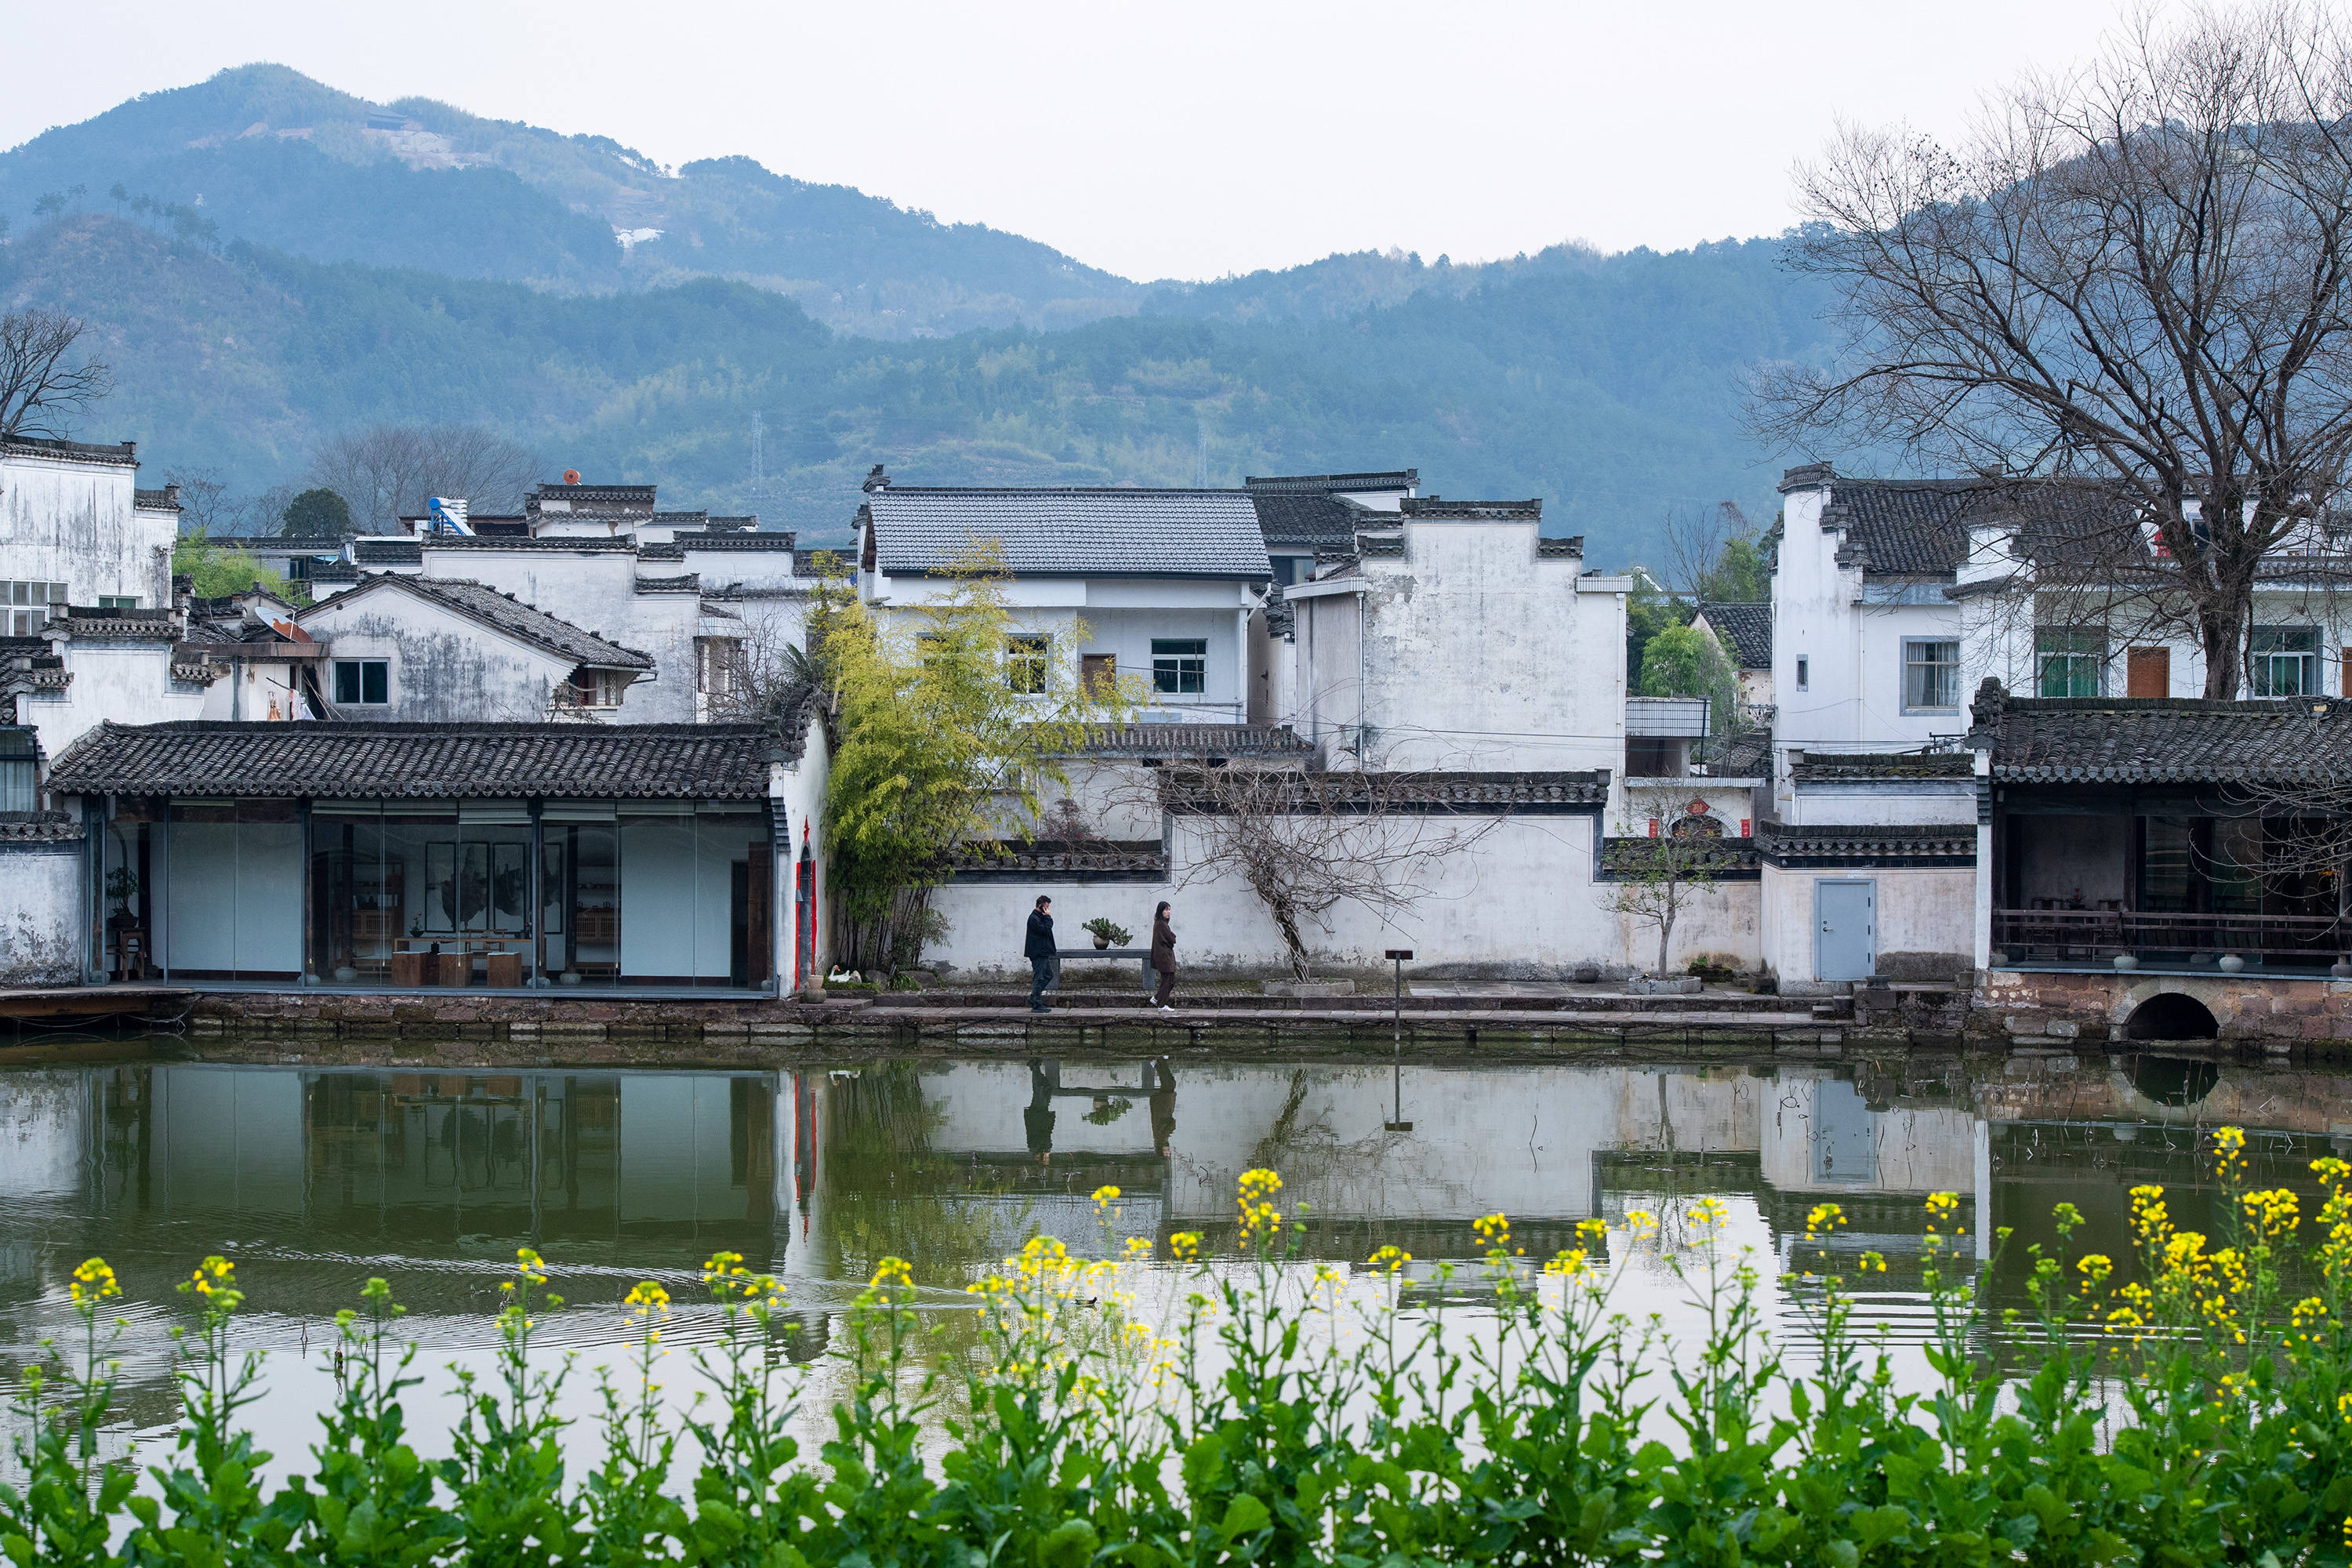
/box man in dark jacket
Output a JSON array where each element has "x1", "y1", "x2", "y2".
[{"x1": 1025, "y1": 896, "x2": 1057, "y2": 1013}]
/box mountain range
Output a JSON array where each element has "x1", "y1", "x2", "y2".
[{"x1": 0, "y1": 64, "x2": 1843, "y2": 556}]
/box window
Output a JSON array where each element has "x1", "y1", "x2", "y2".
[
  {"x1": 1795, "y1": 656, "x2": 1809, "y2": 692},
  {"x1": 1270, "y1": 556, "x2": 1301, "y2": 586},
  {"x1": 2, "y1": 580, "x2": 67, "y2": 636},
  {"x1": 96, "y1": 595, "x2": 138, "y2": 611},
  {"x1": 1006, "y1": 634, "x2": 1049, "y2": 695},
  {"x1": 1902, "y1": 639, "x2": 1960, "y2": 712},
  {"x1": 564, "y1": 670, "x2": 627, "y2": 709},
  {"x1": 1080, "y1": 652, "x2": 1116, "y2": 695},
  {"x1": 1152, "y1": 637, "x2": 1208, "y2": 695},
  {"x1": 2036, "y1": 628, "x2": 2105, "y2": 697},
  {"x1": 2253, "y1": 626, "x2": 2318, "y2": 696},
  {"x1": 285, "y1": 557, "x2": 313, "y2": 583},
  {"x1": 0, "y1": 728, "x2": 34, "y2": 814},
  {"x1": 333, "y1": 659, "x2": 389, "y2": 705}
]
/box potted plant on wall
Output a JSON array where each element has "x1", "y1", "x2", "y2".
[
  {"x1": 104, "y1": 868, "x2": 139, "y2": 931},
  {"x1": 1083, "y1": 916, "x2": 1132, "y2": 951}
]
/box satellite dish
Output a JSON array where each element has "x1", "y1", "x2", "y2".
[{"x1": 563, "y1": 469, "x2": 582, "y2": 485}]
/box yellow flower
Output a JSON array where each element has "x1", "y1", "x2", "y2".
[
  {"x1": 2078, "y1": 1254, "x2": 2114, "y2": 1287},
  {"x1": 869, "y1": 1256, "x2": 913, "y2": 1291},
  {"x1": 69, "y1": 1257, "x2": 121, "y2": 1306},
  {"x1": 1690, "y1": 1196, "x2": 1729, "y2": 1229},
  {"x1": 1622, "y1": 1209, "x2": 1659, "y2": 1236},
  {"x1": 622, "y1": 1279, "x2": 672, "y2": 1320},
  {"x1": 1169, "y1": 1232, "x2": 1202, "y2": 1261},
  {"x1": 1091, "y1": 1184, "x2": 1122, "y2": 1210},
  {"x1": 1925, "y1": 1192, "x2": 1960, "y2": 1225},
  {"x1": 1857, "y1": 1250, "x2": 1887, "y2": 1273},
  {"x1": 1368, "y1": 1243, "x2": 1410, "y2": 1274}
]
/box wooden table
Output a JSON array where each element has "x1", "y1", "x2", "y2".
[{"x1": 390, "y1": 937, "x2": 528, "y2": 988}]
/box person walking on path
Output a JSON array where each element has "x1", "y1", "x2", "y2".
[
  {"x1": 1025, "y1": 895, "x2": 1058, "y2": 1014},
  {"x1": 1149, "y1": 901, "x2": 1178, "y2": 1011}
]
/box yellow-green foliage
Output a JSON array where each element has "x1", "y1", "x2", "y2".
[
  {"x1": 171, "y1": 531, "x2": 297, "y2": 603},
  {"x1": 815, "y1": 542, "x2": 1131, "y2": 964}
]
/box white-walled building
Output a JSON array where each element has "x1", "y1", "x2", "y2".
[{"x1": 854, "y1": 470, "x2": 1272, "y2": 723}]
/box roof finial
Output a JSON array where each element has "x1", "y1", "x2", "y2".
[{"x1": 862, "y1": 463, "x2": 891, "y2": 494}]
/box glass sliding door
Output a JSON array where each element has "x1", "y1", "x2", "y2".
[{"x1": 544, "y1": 803, "x2": 619, "y2": 986}]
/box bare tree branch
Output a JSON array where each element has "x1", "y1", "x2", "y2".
[
  {"x1": 1755, "y1": 3, "x2": 2352, "y2": 697},
  {"x1": 0, "y1": 310, "x2": 112, "y2": 439},
  {"x1": 306, "y1": 424, "x2": 539, "y2": 532}
]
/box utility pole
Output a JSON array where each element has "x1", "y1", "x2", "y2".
[{"x1": 750, "y1": 411, "x2": 764, "y2": 503}]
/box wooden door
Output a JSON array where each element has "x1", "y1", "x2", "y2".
[
  {"x1": 2126, "y1": 647, "x2": 2170, "y2": 698},
  {"x1": 1080, "y1": 653, "x2": 1116, "y2": 695},
  {"x1": 744, "y1": 846, "x2": 771, "y2": 985}
]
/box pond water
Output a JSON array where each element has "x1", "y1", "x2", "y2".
[{"x1": 0, "y1": 1040, "x2": 2334, "y2": 1477}]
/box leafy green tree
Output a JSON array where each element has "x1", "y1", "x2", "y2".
[
  {"x1": 172, "y1": 532, "x2": 296, "y2": 601},
  {"x1": 32, "y1": 192, "x2": 64, "y2": 220},
  {"x1": 107, "y1": 183, "x2": 128, "y2": 215},
  {"x1": 1623, "y1": 568, "x2": 1682, "y2": 691},
  {"x1": 816, "y1": 543, "x2": 1126, "y2": 974},
  {"x1": 280, "y1": 486, "x2": 353, "y2": 536},
  {"x1": 1635, "y1": 622, "x2": 1739, "y2": 729}
]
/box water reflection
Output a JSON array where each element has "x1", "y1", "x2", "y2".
[{"x1": 2, "y1": 1047, "x2": 2346, "y2": 1429}]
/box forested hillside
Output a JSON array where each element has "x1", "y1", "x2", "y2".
[
  {"x1": 0, "y1": 64, "x2": 1849, "y2": 558},
  {"x1": 0, "y1": 64, "x2": 1142, "y2": 337},
  {"x1": 0, "y1": 214, "x2": 1835, "y2": 554}
]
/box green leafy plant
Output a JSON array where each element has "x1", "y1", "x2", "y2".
[{"x1": 1081, "y1": 916, "x2": 1132, "y2": 946}]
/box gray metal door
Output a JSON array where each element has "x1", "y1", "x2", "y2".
[{"x1": 1815, "y1": 879, "x2": 1875, "y2": 982}]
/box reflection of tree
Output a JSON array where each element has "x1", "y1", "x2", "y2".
[{"x1": 819, "y1": 1064, "x2": 1030, "y2": 1286}]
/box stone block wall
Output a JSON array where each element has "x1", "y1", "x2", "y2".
[{"x1": 1972, "y1": 967, "x2": 2352, "y2": 1050}]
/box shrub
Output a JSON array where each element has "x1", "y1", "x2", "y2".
[{"x1": 9, "y1": 1130, "x2": 2352, "y2": 1564}]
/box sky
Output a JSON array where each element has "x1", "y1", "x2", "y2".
[{"x1": 5, "y1": 0, "x2": 2159, "y2": 282}]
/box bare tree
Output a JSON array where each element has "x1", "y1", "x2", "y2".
[
  {"x1": 1151, "y1": 764, "x2": 1509, "y2": 982},
  {"x1": 307, "y1": 424, "x2": 539, "y2": 532},
  {"x1": 1600, "y1": 818, "x2": 1737, "y2": 978},
  {"x1": 1755, "y1": 4, "x2": 2352, "y2": 699},
  {"x1": 1663, "y1": 501, "x2": 1765, "y2": 605},
  {"x1": 0, "y1": 310, "x2": 112, "y2": 439},
  {"x1": 162, "y1": 466, "x2": 234, "y2": 536}
]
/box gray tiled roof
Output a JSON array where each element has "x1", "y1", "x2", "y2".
[
  {"x1": 307, "y1": 576, "x2": 653, "y2": 670},
  {"x1": 0, "y1": 811, "x2": 84, "y2": 844},
  {"x1": 866, "y1": 488, "x2": 1270, "y2": 579},
  {"x1": 46, "y1": 721, "x2": 783, "y2": 800},
  {"x1": 1788, "y1": 750, "x2": 1973, "y2": 782},
  {"x1": 1755, "y1": 818, "x2": 1976, "y2": 865},
  {"x1": 1244, "y1": 470, "x2": 1418, "y2": 495},
  {"x1": 0, "y1": 436, "x2": 138, "y2": 466},
  {"x1": 673, "y1": 532, "x2": 799, "y2": 551},
  {"x1": 310, "y1": 559, "x2": 358, "y2": 585},
  {"x1": 1162, "y1": 769, "x2": 1608, "y2": 811},
  {"x1": 1068, "y1": 723, "x2": 1311, "y2": 757},
  {"x1": 1969, "y1": 681, "x2": 2352, "y2": 784},
  {"x1": 1695, "y1": 602, "x2": 1771, "y2": 668},
  {"x1": 1814, "y1": 471, "x2": 2140, "y2": 576},
  {"x1": 419, "y1": 536, "x2": 640, "y2": 554},
  {"x1": 134, "y1": 487, "x2": 182, "y2": 511},
  {"x1": 633, "y1": 573, "x2": 700, "y2": 593},
  {"x1": 354, "y1": 539, "x2": 422, "y2": 566},
  {"x1": 62, "y1": 609, "x2": 176, "y2": 640},
  {"x1": 1401, "y1": 498, "x2": 1542, "y2": 521}
]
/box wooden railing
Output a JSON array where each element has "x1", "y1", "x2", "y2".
[{"x1": 1993, "y1": 907, "x2": 2348, "y2": 964}]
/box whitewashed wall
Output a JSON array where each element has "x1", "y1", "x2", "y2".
[
  {"x1": 16, "y1": 641, "x2": 209, "y2": 765},
  {"x1": 0, "y1": 842, "x2": 82, "y2": 985},
  {"x1": 298, "y1": 585, "x2": 579, "y2": 721},
  {"x1": 1759, "y1": 862, "x2": 1976, "y2": 992},
  {"x1": 0, "y1": 448, "x2": 173, "y2": 607}
]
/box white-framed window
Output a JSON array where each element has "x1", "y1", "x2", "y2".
[
  {"x1": 1152, "y1": 637, "x2": 1208, "y2": 695},
  {"x1": 3, "y1": 580, "x2": 67, "y2": 636},
  {"x1": 333, "y1": 659, "x2": 390, "y2": 705},
  {"x1": 1006, "y1": 633, "x2": 1050, "y2": 695},
  {"x1": 2036, "y1": 628, "x2": 2105, "y2": 697},
  {"x1": 2252, "y1": 626, "x2": 2319, "y2": 696},
  {"x1": 1901, "y1": 639, "x2": 1961, "y2": 712}
]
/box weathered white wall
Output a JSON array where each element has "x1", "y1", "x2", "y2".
[
  {"x1": 0, "y1": 844, "x2": 82, "y2": 985},
  {"x1": 17, "y1": 641, "x2": 209, "y2": 765},
  {"x1": 299, "y1": 583, "x2": 579, "y2": 721},
  {"x1": 927, "y1": 809, "x2": 1762, "y2": 979},
  {"x1": 0, "y1": 1069, "x2": 87, "y2": 1198},
  {"x1": 1759, "y1": 862, "x2": 1976, "y2": 989},
  {"x1": 0, "y1": 448, "x2": 173, "y2": 607},
  {"x1": 1291, "y1": 521, "x2": 1627, "y2": 777},
  {"x1": 1783, "y1": 781, "x2": 1979, "y2": 827},
  {"x1": 196, "y1": 658, "x2": 310, "y2": 722},
  {"x1": 1773, "y1": 478, "x2": 1966, "y2": 755}
]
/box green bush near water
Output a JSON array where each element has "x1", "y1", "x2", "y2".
[{"x1": 11, "y1": 1131, "x2": 2352, "y2": 1565}]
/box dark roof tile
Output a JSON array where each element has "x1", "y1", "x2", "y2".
[
  {"x1": 1695, "y1": 601, "x2": 1772, "y2": 668},
  {"x1": 866, "y1": 488, "x2": 1270, "y2": 579},
  {"x1": 47, "y1": 720, "x2": 783, "y2": 799},
  {"x1": 303, "y1": 576, "x2": 653, "y2": 670}
]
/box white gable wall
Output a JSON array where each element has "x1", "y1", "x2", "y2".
[{"x1": 0, "y1": 448, "x2": 173, "y2": 608}]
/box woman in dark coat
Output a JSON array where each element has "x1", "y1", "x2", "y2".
[{"x1": 1149, "y1": 902, "x2": 1177, "y2": 1011}]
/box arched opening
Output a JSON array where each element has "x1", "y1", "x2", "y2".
[
  {"x1": 2121, "y1": 992, "x2": 2220, "y2": 1044},
  {"x1": 2125, "y1": 1053, "x2": 2221, "y2": 1107}
]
